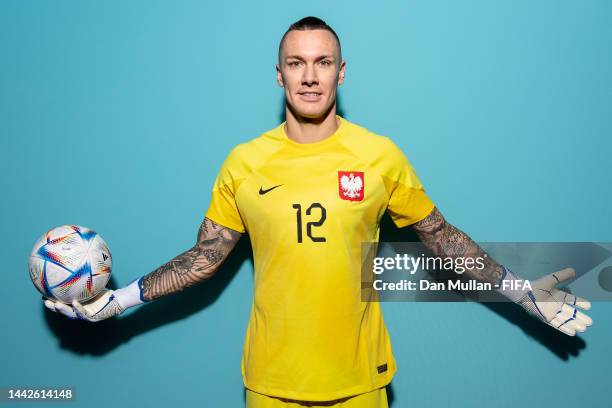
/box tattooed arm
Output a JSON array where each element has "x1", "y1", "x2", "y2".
[
  {"x1": 44, "y1": 218, "x2": 242, "y2": 322},
  {"x1": 141, "y1": 217, "x2": 242, "y2": 301},
  {"x1": 411, "y1": 207, "x2": 503, "y2": 285},
  {"x1": 410, "y1": 207, "x2": 593, "y2": 336}
]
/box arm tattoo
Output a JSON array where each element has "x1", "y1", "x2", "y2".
[
  {"x1": 141, "y1": 218, "x2": 242, "y2": 301},
  {"x1": 412, "y1": 207, "x2": 504, "y2": 284}
]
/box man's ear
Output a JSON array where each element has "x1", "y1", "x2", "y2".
[
  {"x1": 276, "y1": 64, "x2": 284, "y2": 87},
  {"x1": 338, "y1": 59, "x2": 346, "y2": 85}
]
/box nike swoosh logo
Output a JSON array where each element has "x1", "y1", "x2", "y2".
[{"x1": 259, "y1": 184, "x2": 283, "y2": 195}]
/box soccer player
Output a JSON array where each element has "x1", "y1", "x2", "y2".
[{"x1": 44, "y1": 17, "x2": 593, "y2": 408}]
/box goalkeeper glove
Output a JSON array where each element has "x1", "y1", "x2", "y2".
[
  {"x1": 498, "y1": 266, "x2": 593, "y2": 336},
  {"x1": 43, "y1": 277, "x2": 146, "y2": 322}
]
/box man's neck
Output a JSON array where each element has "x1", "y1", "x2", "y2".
[{"x1": 284, "y1": 109, "x2": 339, "y2": 144}]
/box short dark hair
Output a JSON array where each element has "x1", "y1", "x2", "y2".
[{"x1": 278, "y1": 16, "x2": 342, "y2": 63}]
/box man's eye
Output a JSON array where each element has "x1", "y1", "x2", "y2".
[
  {"x1": 288, "y1": 61, "x2": 301, "y2": 67},
  {"x1": 320, "y1": 60, "x2": 331, "y2": 66}
]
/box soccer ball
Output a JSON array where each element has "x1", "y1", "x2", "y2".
[{"x1": 29, "y1": 225, "x2": 112, "y2": 304}]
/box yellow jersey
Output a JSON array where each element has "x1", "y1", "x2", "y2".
[{"x1": 205, "y1": 115, "x2": 434, "y2": 401}]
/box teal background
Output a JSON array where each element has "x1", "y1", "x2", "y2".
[{"x1": 1, "y1": 0, "x2": 611, "y2": 407}]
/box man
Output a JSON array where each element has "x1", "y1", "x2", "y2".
[{"x1": 44, "y1": 17, "x2": 593, "y2": 408}]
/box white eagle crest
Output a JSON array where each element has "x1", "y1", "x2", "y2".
[{"x1": 340, "y1": 173, "x2": 363, "y2": 198}]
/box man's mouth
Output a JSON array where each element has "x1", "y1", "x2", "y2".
[{"x1": 298, "y1": 92, "x2": 322, "y2": 101}]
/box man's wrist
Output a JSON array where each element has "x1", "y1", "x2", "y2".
[
  {"x1": 113, "y1": 277, "x2": 148, "y2": 310},
  {"x1": 496, "y1": 266, "x2": 530, "y2": 302}
]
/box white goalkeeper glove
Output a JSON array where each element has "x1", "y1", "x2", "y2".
[
  {"x1": 43, "y1": 277, "x2": 146, "y2": 322},
  {"x1": 498, "y1": 267, "x2": 593, "y2": 336}
]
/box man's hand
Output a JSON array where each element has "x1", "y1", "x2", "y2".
[
  {"x1": 43, "y1": 278, "x2": 146, "y2": 322},
  {"x1": 516, "y1": 267, "x2": 593, "y2": 336},
  {"x1": 44, "y1": 289, "x2": 125, "y2": 322}
]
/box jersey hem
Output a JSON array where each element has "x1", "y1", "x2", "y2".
[
  {"x1": 393, "y1": 200, "x2": 435, "y2": 229},
  {"x1": 204, "y1": 212, "x2": 246, "y2": 234},
  {"x1": 242, "y1": 366, "x2": 396, "y2": 402}
]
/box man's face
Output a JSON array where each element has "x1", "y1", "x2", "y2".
[{"x1": 277, "y1": 29, "x2": 345, "y2": 120}]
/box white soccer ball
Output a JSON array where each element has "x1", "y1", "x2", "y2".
[{"x1": 29, "y1": 225, "x2": 112, "y2": 304}]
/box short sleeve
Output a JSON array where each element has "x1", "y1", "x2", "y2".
[
  {"x1": 381, "y1": 138, "x2": 435, "y2": 228},
  {"x1": 205, "y1": 149, "x2": 247, "y2": 233}
]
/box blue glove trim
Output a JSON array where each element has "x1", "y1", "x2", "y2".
[{"x1": 137, "y1": 277, "x2": 149, "y2": 303}]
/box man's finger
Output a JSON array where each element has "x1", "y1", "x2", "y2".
[
  {"x1": 43, "y1": 300, "x2": 57, "y2": 312},
  {"x1": 570, "y1": 294, "x2": 591, "y2": 310},
  {"x1": 550, "y1": 267, "x2": 576, "y2": 284},
  {"x1": 549, "y1": 316, "x2": 576, "y2": 336},
  {"x1": 558, "y1": 325, "x2": 576, "y2": 336},
  {"x1": 553, "y1": 322, "x2": 576, "y2": 336},
  {"x1": 54, "y1": 302, "x2": 77, "y2": 319},
  {"x1": 552, "y1": 305, "x2": 578, "y2": 328},
  {"x1": 575, "y1": 310, "x2": 593, "y2": 327},
  {"x1": 72, "y1": 300, "x2": 91, "y2": 321},
  {"x1": 558, "y1": 304, "x2": 578, "y2": 321},
  {"x1": 553, "y1": 289, "x2": 591, "y2": 310},
  {"x1": 567, "y1": 293, "x2": 591, "y2": 310},
  {"x1": 568, "y1": 319, "x2": 587, "y2": 333}
]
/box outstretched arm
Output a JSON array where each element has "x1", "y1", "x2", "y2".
[
  {"x1": 44, "y1": 217, "x2": 242, "y2": 321},
  {"x1": 411, "y1": 207, "x2": 506, "y2": 285},
  {"x1": 411, "y1": 207, "x2": 592, "y2": 336},
  {"x1": 141, "y1": 217, "x2": 242, "y2": 301}
]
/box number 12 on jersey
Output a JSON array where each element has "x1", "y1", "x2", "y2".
[{"x1": 292, "y1": 203, "x2": 327, "y2": 243}]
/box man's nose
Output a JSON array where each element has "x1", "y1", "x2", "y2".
[{"x1": 302, "y1": 63, "x2": 318, "y2": 85}]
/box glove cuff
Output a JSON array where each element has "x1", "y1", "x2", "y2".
[
  {"x1": 496, "y1": 266, "x2": 530, "y2": 303},
  {"x1": 113, "y1": 277, "x2": 147, "y2": 310}
]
